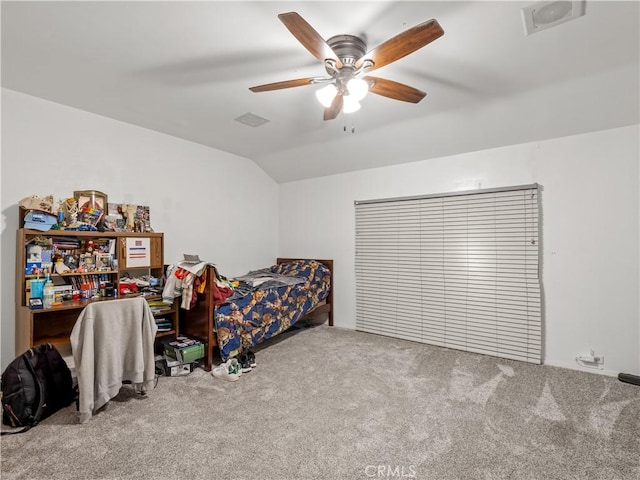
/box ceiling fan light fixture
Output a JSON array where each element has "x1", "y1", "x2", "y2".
[
  {"x1": 316, "y1": 84, "x2": 337, "y2": 107},
  {"x1": 343, "y1": 96, "x2": 361, "y2": 114},
  {"x1": 346, "y1": 78, "x2": 369, "y2": 102}
]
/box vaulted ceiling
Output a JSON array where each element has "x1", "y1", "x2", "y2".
[{"x1": 2, "y1": 1, "x2": 639, "y2": 183}]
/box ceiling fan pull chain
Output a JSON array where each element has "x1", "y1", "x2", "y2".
[{"x1": 342, "y1": 118, "x2": 356, "y2": 133}]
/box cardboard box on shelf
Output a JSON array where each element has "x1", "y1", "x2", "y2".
[
  {"x1": 162, "y1": 336, "x2": 204, "y2": 364},
  {"x1": 163, "y1": 355, "x2": 195, "y2": 377}
]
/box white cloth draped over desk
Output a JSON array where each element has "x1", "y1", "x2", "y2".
[{"x1": 70, "y1": 297, "x2": 158, "y2": 423}]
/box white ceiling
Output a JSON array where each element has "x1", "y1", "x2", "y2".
[{"x1": 2, "y1": 1, "x2": 639, "y2": 183}]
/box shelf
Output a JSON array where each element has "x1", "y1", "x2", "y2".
[
  {"x1": 25, "y1": 296, "x2": 117, "y2": 313},
  {"x1": 32, "y1": 334, "x2": 72, "y2": 348},
  {"x1": 24, "y1": 293, "x2": 165, "y2": 313},
  {"x1": 23, "y1": 229, "x2": 164, "y2": 238},
  {"x1": 155, "y1": 330, "x2": 176, "y2": 338},
  {"x1": 26, "y1": 270, "x2": 118, "y2": 278}
]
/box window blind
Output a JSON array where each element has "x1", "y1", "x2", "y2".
[{"x1": 355, "y1": 184, "x2": 541, "y2": 364}]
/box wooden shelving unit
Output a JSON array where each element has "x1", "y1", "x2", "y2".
[{"x1": 15, "y1": 228, "x2": 178, "y2": 354}]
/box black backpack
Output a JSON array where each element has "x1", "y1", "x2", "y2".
[{"x1": 1, "y1": 344, "x2": 76, "y2": 434}]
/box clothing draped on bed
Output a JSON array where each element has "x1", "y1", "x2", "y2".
[{"x1": 215, "y1": 260, "x2": 331, "y2": 360}]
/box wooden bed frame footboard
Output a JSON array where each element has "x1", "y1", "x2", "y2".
[{"x1": 180, "y1": 258, "x2": 334, "y2": 371}]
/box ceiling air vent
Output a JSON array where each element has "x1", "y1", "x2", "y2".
[
  {"x1": 522, "y1": 0, "x2": 585, "y2": 35},
  {"x1": 234, "y1": 112, "x2": 270, "y2": 127}
]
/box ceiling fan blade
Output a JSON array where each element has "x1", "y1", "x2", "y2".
[
  {"x1": 363, "y1": 76, "x2": 426, "y2": 103},
  {"x1": 278, "y1": 12, "x2": 343, "y2": 69},
  {"x1": 355, "y1": 19, "x2": 444, "y2": 73},
  {"x1": 324, "y1": 94, "x2": 343, "y2": 121},
  {"x1": 249, "y1": 77, "x2": 319, "y2": 92}
]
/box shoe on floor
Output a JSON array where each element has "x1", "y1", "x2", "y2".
[
  {"x1": 247, "y1": 350, "x2": 257, "y2": 368},
  {"x1": 238, "y1": 353, "x2": 252, "y2": 373},
  {"x1": 211, "y1": 358, "x2": 242, "y2": 382}
]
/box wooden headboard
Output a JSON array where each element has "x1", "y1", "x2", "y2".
[{"x1": 276, "y1": 258, "x2": 333, "y2": 327}]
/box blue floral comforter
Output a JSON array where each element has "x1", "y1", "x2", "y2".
[{"x1": 215, "y1": 260, "x2": 331, "y2": 360}]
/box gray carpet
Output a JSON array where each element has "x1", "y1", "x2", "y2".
[{"x1": 2, "y1": 325, "x2": 639, "y2": 480}]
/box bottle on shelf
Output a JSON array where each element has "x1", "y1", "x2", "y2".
[{"x1": 43, "y1": 273, "x2": 55, "y2": 309}]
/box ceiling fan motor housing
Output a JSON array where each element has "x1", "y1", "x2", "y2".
[{"x1": 326, "y1": 35, "x2": 367, "y2": 67}]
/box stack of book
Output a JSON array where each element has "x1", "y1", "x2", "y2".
[
  {"x1": 148, "y1": 299, "x2": 173, "y2": 332},
  {"x1": 155, "y1": 321, "x2": 172, "y2": 332}
]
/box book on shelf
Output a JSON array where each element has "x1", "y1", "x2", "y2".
[
  {"x1": 146, "y1": 300, "x2": 167, "y2": 307},
  {"x1": 155, "y1": 319, "x2": 172, "y2": 332}
]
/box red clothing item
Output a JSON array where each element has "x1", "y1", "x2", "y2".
[
  {"x1": 174, "y1": 268, "x2": 189, "y2": 280},
  {"x1": 212, "y1": 282, "x2": 233, "y2": 306}
]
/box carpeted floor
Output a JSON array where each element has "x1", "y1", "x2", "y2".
[{"x1": 1, "y1": 325, "x2": 639, "y2": 480}]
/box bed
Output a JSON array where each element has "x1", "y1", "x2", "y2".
[{"x1": 179, "y1": 258, "x2": 333, "y2": 371}]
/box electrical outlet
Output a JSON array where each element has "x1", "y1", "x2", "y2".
[
  {"x1": 576, "y1": 349, "x2": 604, "y2": 369},
  {"x1": 577, "y1": 355, "x2": 595, "y2": 362}
]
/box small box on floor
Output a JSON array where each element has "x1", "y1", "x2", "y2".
[
  {"x1": 162, "y1": 336, "x2": 205, "y2": 364},
  {"x1": 163, "y1": 355, "x2": 195, "y2": 377}
]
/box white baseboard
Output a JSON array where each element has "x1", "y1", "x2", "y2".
[{"x1": 543, "y1": 359, "x2": 619, "y2": 378}]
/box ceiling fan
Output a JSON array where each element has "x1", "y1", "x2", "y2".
[{"x1": 249, "y1": 12, "x2": 444, "y2": 121}]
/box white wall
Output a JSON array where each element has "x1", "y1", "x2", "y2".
[
  {"x1": 3, "y1": 88, "x2": 638, "y2": 377},
  {"x1": 1, "y1": 88, "x2": 279, "y2": 368},
  {"x1": 279, "y1": 125, "x2": 640, "y2": 376}
]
